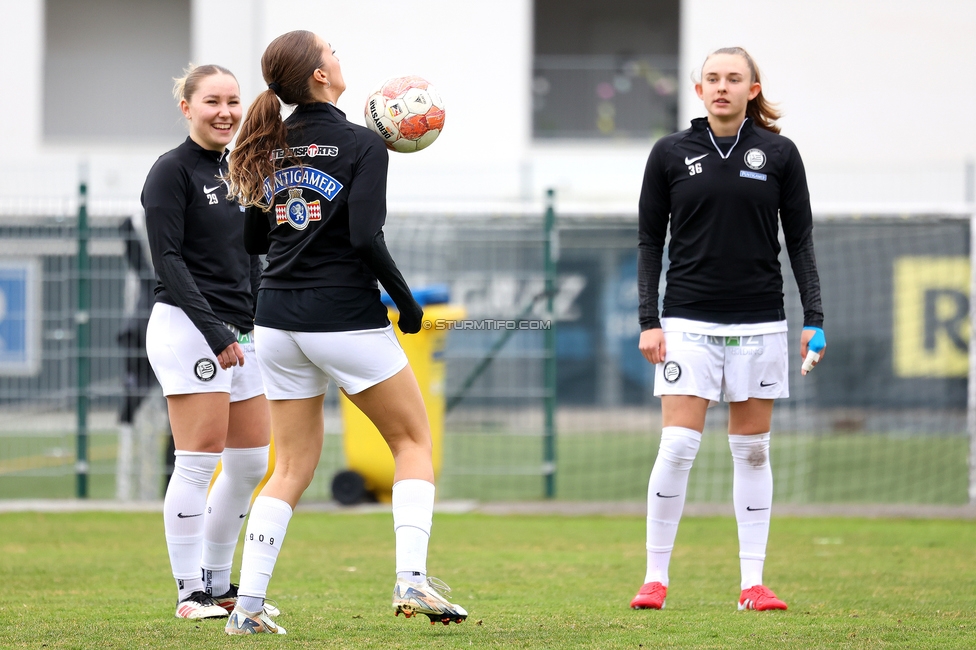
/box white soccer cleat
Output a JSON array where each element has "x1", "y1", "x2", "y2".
[
  {"x1": 175, "y1": 591, "x2": 229, "y2": 619},
  {"x1": 392, "y1": 576, "x2": 468, "y2": 625},
  {"x1": 224, "y1": 605, "x2": 287, "y2": 635}
]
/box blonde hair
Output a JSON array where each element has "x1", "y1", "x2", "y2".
[
  {"x1": 172, "y1": 63, "x2": 237, "y2": 103},
  {"x1": 700, "y1": 47, "x2": 782, "y2": 134}
]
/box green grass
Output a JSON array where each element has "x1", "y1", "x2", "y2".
[
  {"x1": 2, "y1": 511, "x2": 976, "y2": 648},
  {"x1": 0, "y1": 430, "x2": 968, "y2": 505},
  {"x1": 438, "y1": 431, "x2": 968, "y2": 504}
]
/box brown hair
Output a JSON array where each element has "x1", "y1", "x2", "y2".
[
  {"x1": 704, "y1": 47, "x2": 781, "y2": 134},
  {"x1": 228, "y1": 30, "x2": 324, "y2": 208},
  {"x1": 173, "y1": 63, "x2": 236, "y2": 103}
]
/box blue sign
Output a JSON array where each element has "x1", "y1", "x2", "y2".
[{"x1": 0, "y1": 259, "x2": 40, "y2": 375}]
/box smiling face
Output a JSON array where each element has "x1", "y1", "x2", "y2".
[
  {"x1": 180, "y1": 73, "x2": 242, "y2": 151},
  {"x1": 695, "y1": 53, "x2": 761, "y2": 133}
]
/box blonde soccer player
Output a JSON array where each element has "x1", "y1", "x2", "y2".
[
  {"x1": 631, "y1": 47, "x2": 826, "y2": 612},
  {"x1": 143, "y1": 64, "x2": 275, "y2": 620}
]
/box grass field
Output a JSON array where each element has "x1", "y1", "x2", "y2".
[
  {"x1": 0, "y1": 429, "x2": 968, "y2": 506},
  {"x1": 2, "y1": 510, "x2": 976, "y2": 648}
]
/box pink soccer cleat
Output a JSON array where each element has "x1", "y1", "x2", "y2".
[
  {"x1": 630, "y1": 581, "x2": 667, "y2": 610},
  {"x1": 738, "y1": 585, "x2": 788, "y2": 611}
]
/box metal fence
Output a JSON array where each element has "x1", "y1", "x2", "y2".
[{"x1": 0, "y1": 200, "x2": 971, "y2": 507}]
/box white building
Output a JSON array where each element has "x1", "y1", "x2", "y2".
[{"x1": 1, "y1": 0, "x2": 974, "y2": 214}]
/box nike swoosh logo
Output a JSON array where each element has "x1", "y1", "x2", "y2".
[
  {"x1": 760, "y1": 381, "x2": 777, "y2": 387},
  {"x1": 656, "y1": 492, "x2": 680, "y2": 498},
  {"x1": 177, "y1": 512, "x2": 203, "y2": 518},
  {"x1": 684, "y1": 154, "x2": 709, "y2": 165},
  {"x1": 203, "y1": 184, "x2": 221, "y2": 194},
  {"x1": 239, "y1": 514, "x2": 247, "y2": 519},
  {"x1": 746, "y1": 506, "x2": 769, "y2": 511}
]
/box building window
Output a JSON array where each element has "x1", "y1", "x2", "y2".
[
  {"x1": 43, "y1": 0, "x2": 190, "y2": 143},
  {"x1": 533, "y1": 0, "x2": 679, "y2": 140}
]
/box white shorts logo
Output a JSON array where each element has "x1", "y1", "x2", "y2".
[
  {"x1": 663, "y1": 361, "x2": 681, "y2": 383},
  {"x1": 194, "y1": 358, "x2": 217, "y2": 381},
  {"x1": 744, "y1": 148, "x2": 766, "y2": 170}
]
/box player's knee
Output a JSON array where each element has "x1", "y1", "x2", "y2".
[
  {"x1": 221, "y1": 448, "x2": 269, "y2": 485},
  {"x1": 172, "y1": 451, "x2": 222, "y2": 487},
  {"x1": 657, "y1": 426, "x2": 702, "y2": 470},
  {"x1": 728, "y1": 433, "x2": 770, "y2": 468}
]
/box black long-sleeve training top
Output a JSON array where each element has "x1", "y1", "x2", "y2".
[
  {"x1": 142, "y1": 136, "x2": 261, "y2": 355},
  {"x1": 243, "y1": 102, "x2": 421, "y2": 333},
  {"x1": 638, "y1": 117, "x2": 823, "y2": 331}
]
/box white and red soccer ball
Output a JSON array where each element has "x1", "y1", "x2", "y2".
[{"x1": 364, "y1": 76, "x2": 445, "y2": 153}]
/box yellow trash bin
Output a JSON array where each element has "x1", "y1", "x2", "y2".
[{"x1": 334, "y1": 287, "x2": 464, "y2": 504}]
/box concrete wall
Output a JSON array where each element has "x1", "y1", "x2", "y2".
[
  {"x1": 192, "y1": 0, "x2": 534, "y2": 207},
  {"x1": 681, "y1": 0, "x2": 976, "y2": 208},
  {"x1": 0, "y1": 0, "x2": 972, "y2": 211}
]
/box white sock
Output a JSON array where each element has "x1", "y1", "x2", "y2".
[
  {"x1": 163, "y1": 450, "x2": 221, "y2": 601},
  {"x1": 202, "y1": 445, "x2": 269, "y2": 596},
  {"x1": 729, "y1": 433, "x2": 773, "y2": 590},
  {"x1": 238, "y1": 496, "x2": 293, "y2": 610},
  {"x1": 644, "y1": 426, "x2": 702, "y2": 586},
  {"x1": 392, "y1": 479, "x2": 435, "y2": 576}
]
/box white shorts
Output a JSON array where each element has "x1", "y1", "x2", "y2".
[
  {"x1": 254, "y1": 324, "x2": 408, "y2": 400},
  {"x1": 146, "y1": 303, "x2": 265, "y2": 402},
  {"x1": 653, "y1": 331, "x2": 789, "y2": 402}
]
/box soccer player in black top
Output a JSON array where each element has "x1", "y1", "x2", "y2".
[
  {"x1": 222, "y1": 30, "x2": 465, "y2": 635},
  {"x1": 142, "y1": 64, "x2": 274, "y2": 620},
  {"x1": 630, "y1": 47, "x2": 826, "y2": 612}
]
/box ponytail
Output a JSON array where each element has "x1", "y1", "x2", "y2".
[
  {"x1": 227, "y1": 90, "x2": 287, "y2": 208},
  {"x1": 227, "y1": 30, "x2": 325, "y2": 208}
]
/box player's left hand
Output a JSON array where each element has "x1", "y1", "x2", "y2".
[{"x1": 800, "y1": 326, "x2": 826, "y2": 374}]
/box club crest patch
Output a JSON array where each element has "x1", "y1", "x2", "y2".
[
  {"x1": 275, "y1": 188, "x2": 321, "y2": 230},
  {"x1": 663, "y1": 361, "x2": 681, "y2": 383},
  {"x1": 744, "y1": 148, "x2": 766, "y2": 170},
  {"x1": 194, "y1": 358, "x2": 216, "y2": 381}
]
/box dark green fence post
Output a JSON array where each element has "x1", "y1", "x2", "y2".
[
  {"x1": 76, "y1": 174, "x2": 90, "y2": 498},
  {"x1": 543, "y1": 189, "x2": 558, "y2": 498}
]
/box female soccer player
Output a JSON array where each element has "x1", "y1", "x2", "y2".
[
  {"x1": 222, "y1": 30, "x2": 466, "y2": 635},
  {"x1": 630, "y1": 47, "x2": 826, "y2": 612},
  {"x1": 142, "y1": 64, "x2": 273, "y2": 620}
]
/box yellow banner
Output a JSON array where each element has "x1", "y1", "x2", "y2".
[{"x1": 893, "y1": 256, "x2": 969, "y2": 377}]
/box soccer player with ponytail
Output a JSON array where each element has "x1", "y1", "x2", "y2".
[
  {"x1": 222, "y1": 30, "x2": 466, "y2": 635},
  {"x1": 631, "y1": 47, "x2": 825, "y2": 612}
]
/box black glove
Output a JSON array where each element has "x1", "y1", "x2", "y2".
[{"x1": 397, "y1": 301, "x2": 424, "y2": 334}]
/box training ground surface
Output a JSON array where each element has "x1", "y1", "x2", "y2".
[
  {"x1": 3, "y1": 507, "x2": 976, "y2": 649},
  {"x1": 3, "y1": 498, "x2": 976, "y2": 519}
]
